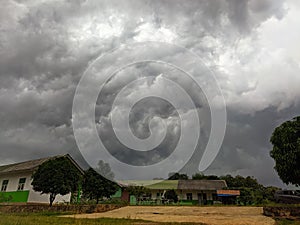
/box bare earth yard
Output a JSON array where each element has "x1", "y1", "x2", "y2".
[{"x1": 66, "y1": 206, "x2": 275, "y2": 225}]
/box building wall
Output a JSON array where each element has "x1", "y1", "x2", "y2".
[
  {"x1": 27, "y1": 189, "x2": 71, "y2": 204},
  {"x1": 0, "y1": 172, "x2": 71, "y2": 204},
  {"x1": 0, "y1": 172, "x2": 31, "y2": 192},
  {"x1": 179, "y1": 190, "x2": 215, "y2": 201},
  {"x1": 149, "y1": 190, "x2": 215, "y2": 200},
  {"x1": 121, "y1": 190, "x2": 130, "y2": 202},
  {"x1": 151, "y1": 191, "x2": 159, "y2": 199}
]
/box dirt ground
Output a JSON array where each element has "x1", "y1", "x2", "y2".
[{"x1": 66, "y1": 206, "x2": 275, "y2": 225}]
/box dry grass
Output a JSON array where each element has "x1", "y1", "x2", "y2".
[
  {"x1": 0, "y1": 212, "x2": 203, "y2": 225},
  {"x1": 65, "y1": 206, "x2": 276, "y2": 225}
]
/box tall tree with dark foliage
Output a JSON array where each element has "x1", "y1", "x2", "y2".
[
  {"x1": 270, "y1": 116, "x2": 300, "y2": 186},
  {"x1": 82, "y1": 168, "x2": 118, "y2": 204},
  {"x1": 31, "y1": 156, "x2": 82, "y2": 206}
]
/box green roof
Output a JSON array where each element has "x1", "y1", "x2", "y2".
[
  {"x1": 146, "y1": 180, "x2": 179, "y2": 190},
  {"x1": 118, "y1": 180, "x2": 178, "y2": 190}
]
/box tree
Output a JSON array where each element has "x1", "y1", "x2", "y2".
[
  {"x1": 192, "y1": 173, "x2": 220, "y2": 180},
  {"x1": 31, "y1": 156, "x2": 82, "y2": 206},
  {"x1": 219, "y1": 174, "x2": 267, "y2": 205},
  {"x1": 220, "y1": 174, "x2": 235, "y2": 187},
  {"x1": 192, "y1": 173, "x2": 206, "y2": 180},
  {"x1": 168, "y1": 172, "x2": 189, "y2": 180},
  {"x1": 270, "y1": 116, "x2": 300, "y2": 186},
  {"x1": 165, "y1": 189, "x2": 178, "y2": 203},
  {"x1": 95, "y1": 160, "x2": 115, "y2": 180},
  {"x1": 126, "y1": 185, "x2": 150, "y2": 204},
  {"x1": 82, "y1": 168, "x2": 118, "y2": 204},
  {"x1": 262, "y1": 186, "x2": 280, "y2": 202},
  {"x1": 219, "y1": 175, "x2": 262, "y2": 189}
]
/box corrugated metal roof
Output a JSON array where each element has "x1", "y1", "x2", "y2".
[
  {"x1": 178, "y1": 180, "x2": 227, "y2": 190},
  {"x1": 0, "y1": 154, "x2": 84, "y2": 175},
  {"x1": 0, "y1": 157, "x2": 53, "y2": 175}
]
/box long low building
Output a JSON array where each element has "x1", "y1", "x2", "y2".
[{"x1": 118, "y1": 179, "x2": 240, "y2": 205}]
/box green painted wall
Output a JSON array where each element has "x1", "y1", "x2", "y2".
[
  {"x1": 179, "y1": 199, "x2": 213, "y2": 205},
  {"x1": 111, "y1": 188, "x2": 122, "y2": 198},
  {"x1": 179, "y1": 200, "x2": 198, "y2": 205},
  {"x1": 130, "y1": 195, "x2": 136, "y2": 205},
  {"x1": 0, "y1": 191, "x2": 29, "y2": 203}
]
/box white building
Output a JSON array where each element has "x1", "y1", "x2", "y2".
[
  {"x1": 119, "y1": 179, "x2": 236, "y2": 205},
  {"x1": 0, "y1": 154, "x2": 83, "y2": 204}
]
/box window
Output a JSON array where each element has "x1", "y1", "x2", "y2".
[
  {"x1": 186, "y1": 193, "x2": 193, "y2": 200},
  {"x1": 1, "y1": 180, "x2": 8, "y2": 192},
  {"x1": 17, "y1": 178, "x2": 26, "y2": 191}
]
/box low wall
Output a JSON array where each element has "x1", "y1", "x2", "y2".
[
  {"x1": 263, "y1": 206, "x2": 300, "y2": 219},
  {"x1": 0, "y1": 204, "x2": 122, "y2": 214}
]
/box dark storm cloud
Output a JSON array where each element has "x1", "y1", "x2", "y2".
[
  {"x1": 0, "y1": 0, "x2": 298, "y2": 186},
  {"x1": 206, "y1": 104, "x2": 300, "y2": 186}
]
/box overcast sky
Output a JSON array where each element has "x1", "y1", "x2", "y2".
[{"x1": 1, "y1": 0, "x2": 300, "y2": 187}]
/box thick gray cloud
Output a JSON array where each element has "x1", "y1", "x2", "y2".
[{"x1": 0, "y1": 0, "x2": 299, "y2": 187}]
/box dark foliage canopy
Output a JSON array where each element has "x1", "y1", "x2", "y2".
[
  {"x1": 168, "y1": 172, "x2": 189, "y2": 180},
  {"x1": 126, "y1": 185, "x2": 150, "y2": 199},
  {"x1": 31, "y1": 156, "x2": 82, "y2": 206},
  {"x1": 82, "y1": 168, "x2": 119, "y2": 204},
  {"x1": 192, "y1": 173, "x2": 220, "y2": 180},
  {"x1": 270, "y1": 116, "x2": 300, "y2": 186},
  {"x1": 165, "y1": 189, "x2": 178, "y2": 203}
]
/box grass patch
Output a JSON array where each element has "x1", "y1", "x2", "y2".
[
  {"x1": 0, "y1": 212, "x2": 205, "y2": 225},
  {"x1": 264, "y1": 203, "x2": 300, "y2": 207},
  {"x1": 275, "y1": 219, "x2": 300, "y2": 225}
]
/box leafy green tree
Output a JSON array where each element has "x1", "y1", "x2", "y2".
[
  {"x1": 206, "y1": 175, "x2": 220, "y2": 180},
  {"x1": 262, "y1": 186, "x2": 280, "y2": 202},
  {"x1": 126, "y1": 185, "x2": 150, "y2": 199},
  {"x1": 165, "y1": 189, "x2": 178, "y2": 203},
  {"x1": 220, "y1": 174, "x2": 268, "y2": 205},
  {"x1": 238, "y1": 188, "x2": 255, "y2": 205},
  {"x1": 192, "y1": 173, "x2": 206, "y2": 180},
  {"x1": 95, "y1": 160, "x2": 115, "y2": 180},
  {"x1": 82, "y1": 168, "x2": 118, "y2": 204},
  {"x1": 219, "y1": 175, "x2": 262, "y2": 189},
  {"x1": 31, "y1": 157, "x2": 82, "y2": 206},
  {"x1": 192, "y1": 173, "x2": 220, "y2": 180},
  {"x1": 168, "y1": 172, "x2": 189, "y2": 180},
  {"x1": 220, "y1": 174, "x2": 235, "y2": 187},
  {"x1": 244, "y1": 176, "x2": 261, "y2": 188},
  {"x1": 270, "y1": 116, "x2": 300, "y2": 186}
]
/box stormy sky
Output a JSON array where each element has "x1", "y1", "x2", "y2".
[{"x1": 1, "y1": 0, "x2": 300, "y2": 187}]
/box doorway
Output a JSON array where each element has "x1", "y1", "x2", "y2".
[{"x1": 198, "y1": 193, "x2": 207, "y2": 205}]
